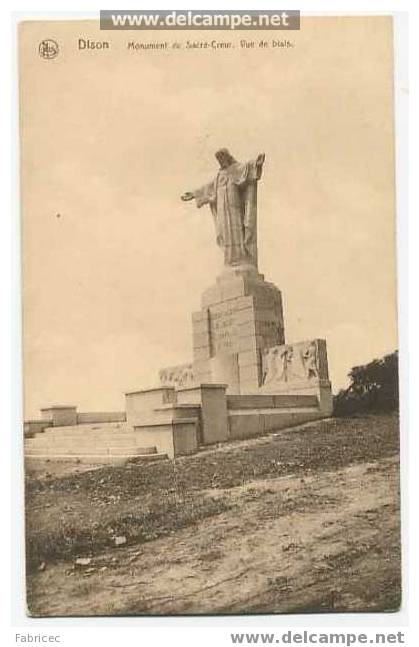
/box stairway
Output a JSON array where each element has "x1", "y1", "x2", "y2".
[{"x1": 24, "y1": 421, "x2": 167, "y2": 464}]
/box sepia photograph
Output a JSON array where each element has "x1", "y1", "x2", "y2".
[{"x1": 19, "y1": 13, "x2": 401, "y2": 617}]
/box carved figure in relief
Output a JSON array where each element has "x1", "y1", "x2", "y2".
[
  {"x1": 159, "y1": 365, "x2": 194, "y2": 388},
  {"x1": 262, "y1": 345, "x2": 294, "y2": 384},
  {"x1": 301, "y1": 341, "x2": 319, "y2": 379}
]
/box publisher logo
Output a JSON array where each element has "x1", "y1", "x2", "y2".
[{"x1": 39, "y1": 39, "x2": 59, "y2": 60}]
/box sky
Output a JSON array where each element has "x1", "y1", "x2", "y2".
[{"x1": 20, "y1": 17, "x2": 398, "y2": 417}]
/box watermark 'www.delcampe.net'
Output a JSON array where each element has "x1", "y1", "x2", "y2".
[{"x1": 100, "y1": 10, "x2": 300, "y2": 31}]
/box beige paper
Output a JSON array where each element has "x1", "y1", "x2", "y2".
[{"x1": 20, "y1": 16, "x2": 400, "y2": 617}]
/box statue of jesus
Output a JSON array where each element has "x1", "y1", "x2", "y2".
[{"x1": 181, "y1": 148, "x2": 265, "y2": 269}]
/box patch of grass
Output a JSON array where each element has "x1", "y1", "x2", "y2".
[
  {"x1": 25, "y1": 413, "x2": 399, "y2": 572},
  {"x1": 27, "y1": 414, "x2": 399, "y2": 500},
  {"x1": 74, "y1": 581, "x2": 95, "y2": 597},
  {"x1": 26, "y1": 492, "x2": 233, "y2": 571}
]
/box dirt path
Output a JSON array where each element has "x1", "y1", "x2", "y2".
[{"x1": 28, "y1": 455, "x2": 400, "y2": 616}]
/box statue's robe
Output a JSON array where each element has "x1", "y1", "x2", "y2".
[{"x1": 192, "y1": 158, "x2": 263, "y2": 267}]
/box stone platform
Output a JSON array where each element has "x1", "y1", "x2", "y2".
[
  {"x1": 24, "y1": 380, "x2": 330, "y2": 462},
  {"x1": 125, "y1": 384, "x2": 327, "y2": 458},
  {"x1": 24, "y1": 269, "x2": 333, "y2": 463}
]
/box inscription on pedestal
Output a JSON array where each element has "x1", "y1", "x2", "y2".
[
  {"x1": 192, "y1": 275, "x2": 285, "y2": 392},
  {"x1": 210, "y1": 307, "x2": 241, "y2": 354},
  {"x1": 207, "y1": 302, "x2": 283, "y2": 357}
]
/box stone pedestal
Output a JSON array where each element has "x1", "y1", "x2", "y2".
[{"x1": 192, "y1": 268, "x2": 284, "y2": 393}]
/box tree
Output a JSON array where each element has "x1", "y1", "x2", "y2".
[{"x1": 333, "y1": 351, "x2": 399, "y2": 416}]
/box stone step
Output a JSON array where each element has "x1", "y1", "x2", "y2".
[
  {"x1": 227, "y1": 394, "x2": 318, "y2": 410},
  {"x1": 25, "y1": 452, "x2": 168, "y2": 465},
  {"x1": 25, "y1": 435, "x2": 151, "y2": 447},
  {"x1": 25, "y1": 443, "x2": 157, "y2": 456},
  {"x1": 41, "y1": 422, "x2": 128, "y2": 435},
  {"x1": 34, "y1": 436, "x2": 138, "y2": 446},
  {"x1": 25, "y1": 445, "x2": 155, "y2": 457},
  {"x1": 25, "y1": 430, "x2": 140, "y2": 439}
]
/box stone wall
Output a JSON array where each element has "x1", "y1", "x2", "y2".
[{"x1": 76, "y1": 411, "x2": 126, "y2": 424}]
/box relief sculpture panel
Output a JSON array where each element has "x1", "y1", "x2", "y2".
[
  {"x1": 159, "y1": 363, "x2": 195, "y2": 389},
  {"x1": 261, "y1": 339, "x2": 327, "y2": 386}
]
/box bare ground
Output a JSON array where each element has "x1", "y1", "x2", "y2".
[{"x1": 25, "y1": 413, "x2": 401, "y2": 616}]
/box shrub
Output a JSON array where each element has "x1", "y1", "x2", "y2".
[{"x1": 333, "y1": 351, "x2": 398, "y2": 416}]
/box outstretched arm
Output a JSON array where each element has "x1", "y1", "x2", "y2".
[{"x1": 180, "y1": 180, "x2": 216, "y2": 208}]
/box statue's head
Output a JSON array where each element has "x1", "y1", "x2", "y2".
[{"x1": 215, "y1": 148, "x2": 236, "y2": 169}]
